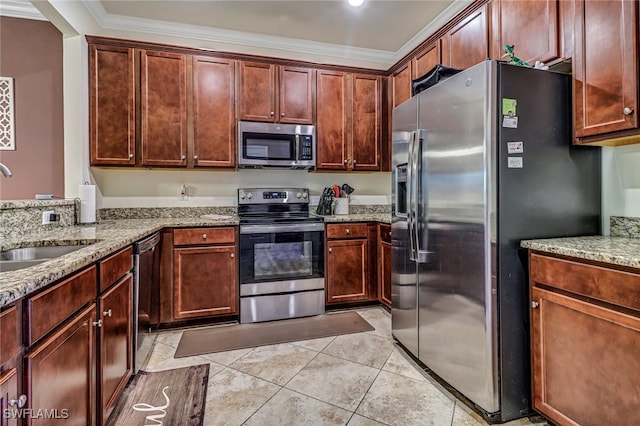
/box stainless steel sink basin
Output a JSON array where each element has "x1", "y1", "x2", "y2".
[
  {"x1": 0, "y1": 259, "x2": 47, "y2": 272},
  {"x1": 1, "y1": 244, "x2": 91, "y2": 261},
  {"x1": 0, "y1": 244, "x2": 91, "y2": 272}
]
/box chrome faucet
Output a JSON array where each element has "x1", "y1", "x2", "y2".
[{"x1": 0, "y1": 162, "x2": 12, "y2": 177}]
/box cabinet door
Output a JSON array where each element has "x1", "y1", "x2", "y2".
[
  {"x1": 351, "y1": 74, "x2": 381, "y2": 171},
  {"x1": 326, "y1": 239, "x2": 368, "y2": 303},
  {"x1": 192, "y1": 56, "x2": 236, "y2": 168},
  {"x1": 238, "y1": 61, "x2": 276, "y2": 122},
  {"x1": 392, "y1": 63, "x2": 411, "y2": 108},
  {"x1": 316, "y1": 70, "x2": 348, "y2": 170},
  {"x1": 412, "y1": 41, "x2": 441, "y2": 80},
  {"x1": 531, "y1": 287, "x2": 640, "y2": 426},
  {"x1": 574, "y1": 0, "x2": 638, "y2": 138},
  {"x1": 378, "y1": 240, "x2": 392, "y2": 307},
  {"x1": 0, "y1": 368, "x2": 18, "y2": 426},
  {"x1": 25, "y1": 304, "x2": 96, "y2": 426},
  {"x1": 98, "y1": 274, "x2": 132, "y2": 425},
  {"x1": 490, "y1": 0, "x2": 560, "y2": 64},
  {"x1": 140, "y1": 50, "x2": 187, "y2": 167},
  {"x1": 279, "y1": 66, "x2": 315, "y2": 124},
  {"x1": 441, "y1": 4, "x2": 489, "y2": 69},
  {"x1": 173, "y1": 245, "x2": 237, "y2": 319},
  {"x1": 89, "y1": 45, "x2": 136, "y2": 166}
]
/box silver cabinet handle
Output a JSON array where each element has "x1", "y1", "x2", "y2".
[
  {"x1": 103, "y1": 309, "x2": 112, "y2": 317},
  {"x1": 181, "y1": 154, "x2": 186, "y2": 160},
  {"x1": 230, "y1": 253, "x2": 234, "y2": 258},
  {"x1": 129, "y1": 153, "x2": 134, "y2": 159},
  {"x1": 281, "y1": 112, "x2": 285, "y2": 117},
  {"x1": 328, "y1": 248, "x2": 332, "y2": 253},
  {"x1": 344, "y1": 159, "x2": 348, "y2": 165},
  {"x1": 531, "y1": 301, "x2": 539, "y2": 309},
  {"x1": 623, "y1": 107, "x2": 634, "y2": 115},
  {"x1": 202, "y1": 234, "x2": 207, "y2": 240},
  {"x1": 353, "y1": 160, "x2": 357, "y2": 166},
  {"x1": 346, "y1": 229, "x2": 350, "y2": 234},
  {"x1": 93, "y1": 319, "x2": 103, "y2": 328},
  {"x1": 9, "y1": 395, "x2": 27, "y2": 408},
  {"x1": 270, "y1": 111, "x2": 275, "y2": 116},
  {"x1": 194, "y1": 155, "x2": 199, "y2": 160}
]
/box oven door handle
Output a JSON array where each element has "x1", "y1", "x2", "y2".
[{"x1": 240, "y1": 223, "x2": 325, "y2": 234}]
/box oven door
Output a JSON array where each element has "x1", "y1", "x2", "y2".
[{"x1": 239, "y1": 222, "x2": 324, "y2": 294}]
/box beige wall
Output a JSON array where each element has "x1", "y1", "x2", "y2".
[{"x1": 0, "y1": 17, "x2": 64, "y2": 200}]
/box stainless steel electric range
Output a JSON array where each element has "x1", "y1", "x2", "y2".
[{"x1": 238, "y1": 188, "x2": 325, "y2": 323}]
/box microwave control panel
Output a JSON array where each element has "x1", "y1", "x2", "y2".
[{"x1": 298, "y1": 135, "x2": 313, "y2": 160}]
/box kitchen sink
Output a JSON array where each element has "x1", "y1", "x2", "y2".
[
  {"x1": 0, "y1": 259, "x2": 48, "y2": 272},
  {"x1": 0, "y1": 244, "x2": 91, "y2": 272}
]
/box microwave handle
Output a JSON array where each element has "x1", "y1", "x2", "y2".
[{"x1": 295, "y1": 135, "x2": 300, "y2": 160}]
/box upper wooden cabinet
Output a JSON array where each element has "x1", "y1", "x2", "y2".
[
  {"x1": 490, "y1": 0, "x2": 562, "y2": 65},
  {"x1": 351, "y1": 74, "x2": 381, "y2": 171},
  {"x1": 89, "y1": 45, "x2": 136, "y2": 166},
  {"x1": 140, "y1": 50, "x2": 188, "y2": 167},
  {"x1": 412, "y1": 41, "x2": 441, "y2": 81},
  {"x1": 317, "y1": 71, "x2": 381, "y2": 171},
  {"x1": 391, "y1": 62, "x2": 412, "y2": 108},
  {"x1": 192, "y1": 56, "x2": 236, "y2": 168},
  {"x1": 316, "y1": 70, "x2": 348, "y2": 169},
  {"x1": 441, "y1": 4, "x2": 489, "y2": 69},
  {"x1": 238, "y1": 61, "x2": 315, "y2": 124},
  {"x1": 574, "y1": 0, "x2": 638, "y2": 142}
]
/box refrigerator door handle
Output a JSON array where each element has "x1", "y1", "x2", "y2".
[
  {"x1": 414, "y1": 129, "x2": 431, "y2": 263},
  {"x1": 407, "y1": 131, "x2": 417, "y2": 261}
]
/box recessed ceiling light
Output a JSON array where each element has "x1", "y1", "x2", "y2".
[{"x1": 348, "y1": 0, "x2": 365, "y2": 7}]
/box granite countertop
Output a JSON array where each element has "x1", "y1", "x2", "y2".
[
  {"x1": 0, "y1": 216, "x2": 239, "y2": 308},
  {"x1": 319, "y1": 213, "x2": 391, "y2": 224},
  {"x1": 0, "y1": 213, "x2": 392, "y2": 308},
  {"x1": 521, "y1": 236, "x2": 640, "y2": 269}
]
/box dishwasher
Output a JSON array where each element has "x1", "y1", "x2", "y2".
[{"x1": 133, "y1": 232, "x2": 161, "y2": 374}]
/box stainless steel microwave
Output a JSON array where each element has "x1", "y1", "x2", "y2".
[{"x1": 238, "y1": 121, "x2": 316, "y2": 169}]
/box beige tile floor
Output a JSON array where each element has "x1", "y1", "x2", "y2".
[{"x1": 144, "y1": 307, "x2": 549, "y2": 426}]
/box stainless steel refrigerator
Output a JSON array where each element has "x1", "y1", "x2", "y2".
[{"x1": 391, "y1": 60, "x2": 601, "y2": 422}]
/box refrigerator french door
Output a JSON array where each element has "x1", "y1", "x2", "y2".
[{"x1": 391, "y1": 60, "x2": 601, "y2": 422}]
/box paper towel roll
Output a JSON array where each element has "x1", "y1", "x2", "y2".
[{"x1": 79, "y1": 184, "x2": 96, "y2": 224}]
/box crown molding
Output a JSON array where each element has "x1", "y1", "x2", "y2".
[
  {"x1": 0, "y1": 0, "x2": 47, "y2": 21},
  {"x1": 81, "y1": 0, "x2": 396, "y2": 67},
  {"x1": 393, "y1": 0, "x2": 474, "y2": 62}
]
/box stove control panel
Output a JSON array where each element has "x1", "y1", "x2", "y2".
[{"x1": 238, "y1": 188, "x2": 310, "y2": 204}]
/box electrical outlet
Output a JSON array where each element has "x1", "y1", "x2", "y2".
[
  {"x1": 178, "y1": 184, "x2": 188, "y2": 201},
  {"x1": 42, "y1": 210, "x2": 55, "y2": 224}
]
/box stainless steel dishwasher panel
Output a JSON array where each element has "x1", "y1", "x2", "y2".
[{"x1": 133, "y1": 231, "x2": 161, "y2": 374}]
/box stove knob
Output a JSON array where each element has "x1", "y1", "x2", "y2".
[
  {"x1": 240, "y1": 193, "x2": 245, "y2": 199},
  {"x1": 247, "y1": 192, "x2": 253, "y2": 199},
  {"x1": 296, "y1": 192, "x2": 302, "y2": 199},
  {"x1": 302, "y1": 192, "x2": 308, "y2": 199}
]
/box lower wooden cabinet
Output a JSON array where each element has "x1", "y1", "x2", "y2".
[
  {"x1": 326, "y1": 223, "x2": 377, "y2": 304},
  {"x1": 378, "y1": 224, "x2": 392, "y2": 307},
  {"x1": 98, "y1": 274, "x2": 132, "y2": 424},
  {"x1": 529, "y1": 252, "x2": 640, "y2": 426},
  {"x1": 0, "y1": 368, "x2": 19, "y2": 426},
  {"x1": 25, "y1": 303, "x2": 96, "y2": 426},
  {"x1": 172, "y1": 227, "x2": 238, "y2": 320}
]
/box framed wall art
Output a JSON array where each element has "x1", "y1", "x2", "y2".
[{"x1": 0, "y1": 77, "x2": 16, "y2": 151}]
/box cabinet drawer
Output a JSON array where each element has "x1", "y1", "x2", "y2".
[
  {"x1": 174, "y1": 227, "x2": 236, "y2": 245},
  {"x1": 326, "y1": 223, "x2": 368, "y2": 239},
  {"x1": 530, "y1": 253, "x2": 640, "y2": 312},
  {"x1": 379, "y1": 223, "x2": 391, "y2": 243},
  {"x1": 26, "y1": 266, "x2": 97, "y2": 346},
  {"x1": 99, "y1": 245, "x2": 133, "y2": 292},
  {"x1": 0, "y1": 305, "x2": 19, "y2": 365}
]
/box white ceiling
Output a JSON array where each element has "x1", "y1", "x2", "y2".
[{"x1": 2, "y1": 0, "x2": 472, "y2": 69}]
